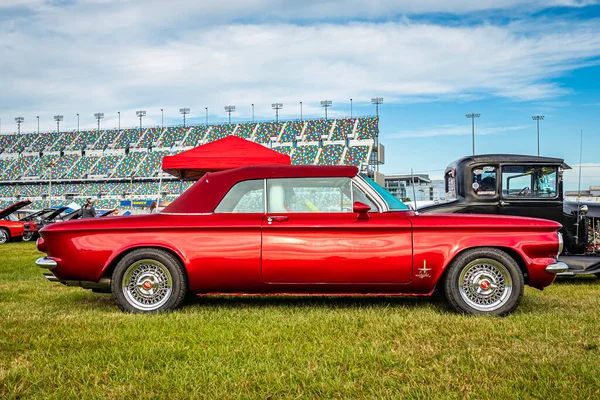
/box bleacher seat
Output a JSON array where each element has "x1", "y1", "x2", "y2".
[
  {"x1": 182, "y1": 126, "x2": 203, "y2": 147},
  {"x1": 205, "y1": 125, "x2": 234, "y2": 143},
  {"x1": 303, "y1": 119, "x2": 333, "y2": 141},
  {"x1": 280, "y1": 120, "x2": 303, "y2": 142},
  {"x1": 291, "y1": 145, "x2": 318, "y2": 165},
  {"x1": 112, "y1": 152, "x2": 146, "y2": 177},
  {"x1": 51, "y1": 130, "x2": 78, "y2": 151},
  {"x1": 136, "y1": 151, "x2": 168, "y2": 178},
  {"x1": 317, "y1": 145, "x2": 344, "y2": 166},
  {"x1": 139, "y1": 127, "x2": 163, "y2": 148},
  {"x1": 73, "y1": 130, "x2": 103, "y2": 150},
  {"x1": 254, "y1": 122, "x2": 281, "y2": 144},
  {"x1": 235, "y1": 123, "x2": 255, "y2": 139},
  {"x1": 115, "y1": 128, "x2": 143, "y2": 148},
  {"x1": 355, "y1": 116, "x2": 378, "y2": 139},
  {"x1": 330, "y1": 118, "x2": 355, "y2": 140},
  {"x1": 62, "y1": 155, "x2": 99, "y2": 179},
  {"x1": 90, "y1": 155, "x2": 122, "y2": 176},
  {"x1": 343, "y1": 145, "x2": 369, "y2": 166},
  {"x1": 0, "y1": 134, "x2": 21, "y2": 153},
  {"x1": 273, "y1": 146, "x2": 293, "y2": 155}
]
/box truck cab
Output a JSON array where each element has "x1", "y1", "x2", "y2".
[{"x1": 419, "y1": 154, "x2": 600, "y2": 276}]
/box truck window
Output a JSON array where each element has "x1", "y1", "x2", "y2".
[
  {"x1": 445, "y1": 170, "x2": 456, "y2": 200},
  {"x1": 471, "y1": 166, "x2": 497, "y2": 196},
  {"x1": 502, "y1": 166, "x2": 557, "y2": 198}
]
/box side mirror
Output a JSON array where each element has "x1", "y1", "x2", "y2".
[{"x1": 353, "y1": 201, "x2": 371, "y2": 220}]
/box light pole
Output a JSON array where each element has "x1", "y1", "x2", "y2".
[
  {"x1": 15, "y1": 117, "x2": 24, "y2": 135},
  {"x1": 161, "y1": 109, "x2": 164, "y2": 130},
  {"x1": 465, "y1": 113, "x2": 481, "y2": 155},
  {"x1": 532, "y1": 115, "x2": 544, "y2": 156},
  {"x1": 371, "y1": 97, "x2": 383, "y2": 117},
  {"x1": 371, "y1": 98, "x2": 383, "y2": 173},
  {"x1": 94, "y1": 113, "x2": 104, "y2": 135},
  {"x1": 320, "y1": 100, "x2": 332, "y2": 120},
  {"x1": 76, "y1": 113, "x2": 79, "y2": 133},
  {"x1": 350, "y1": 98, "x2": 353, "y2": 118},
  {"x1": 53, "y1": 115, "x2": 63, "y2": 134},
  {"x1": 272, "y1": 103, "x2": 283, "y2": 123},
  {"x1": 224, "y1": 105, "x2": 235, "y2": 124},
  {"x1": 179, "y1": 108, "x2": 190, "y2": 127},
  {"x1": 136, "y1": 110, "x2": 146, "y2": 132},
  {"x1": 252, "y1": 104, "x2": 254, "y2": 123},
  {"x1": 37, "y1": 116, "x2": 40, "y2": 135},
  {"x1": 205, "y1": 107, "x2": 208, "y2": 126},
  {"x1": 118, "y1": 111, "x2": 121, "y2": 135},
  {"x1": 300, "y1": 101, "x2": 303, "y2": 121}
]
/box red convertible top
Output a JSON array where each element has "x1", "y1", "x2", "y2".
[{"x1": 163, "y1": 165, "x2": 359, "y2": 214}]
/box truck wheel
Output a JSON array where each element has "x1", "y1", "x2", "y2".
[
  {"x1": 111, "y1": 248, "x2": 188, "y2": 313},
  {"x1": 444, "y1": 248, "x2": 524, "y2": 316},
  {"x1": 0, "y1": 229, "x2": 9, "y2": 244}
]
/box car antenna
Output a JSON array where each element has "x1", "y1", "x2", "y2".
[
  {"x1": 575, "y1": 129, "x2": 583, "y2": 242},
  {"x1": 411, "y1": 168, "x2": 418, "y2": 213}
]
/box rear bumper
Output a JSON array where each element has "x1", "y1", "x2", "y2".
[
  {"x1": 37, "y1": 257, "x2": 110, "y2": 290},
  {"x1": 545, "y1": 262, "x2": 569, "y2": 274}
]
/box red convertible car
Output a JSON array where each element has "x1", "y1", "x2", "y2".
[
  {"x1": 1, "y1": 200, "x2": 37, "y2": 244},
  {"x1": 36, "y1": 165, "x2": 566, "y2": 315}
]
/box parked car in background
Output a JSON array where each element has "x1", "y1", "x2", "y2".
[
  {"x1": 37, "y1": 165, "x2": 565, "y2": 316},
  {"x1": 18, "y1": 206, "x2": 69, "y2": 240},
  {"x1": 419, "y1": 154, "x2": 600, "y2": 277},
  {"x1": 0, "y1": 200, "x2": 37, "y2": 244}
]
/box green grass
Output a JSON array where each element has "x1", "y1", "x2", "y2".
[{"x1": 1, "y1": 242, "x2": 600, "y2": 399}]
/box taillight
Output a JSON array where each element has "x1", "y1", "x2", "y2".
[{"x1": 36, "y1": 237, "x2": 47, "y2": 253}]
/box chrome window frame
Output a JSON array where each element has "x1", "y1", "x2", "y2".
[{"x1": 351, "y1": 175, "x2": 387, "y2": 212}]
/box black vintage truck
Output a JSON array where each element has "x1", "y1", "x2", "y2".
[{"x1": 419, "y1": 154, "x2": 600, "y2": 276}]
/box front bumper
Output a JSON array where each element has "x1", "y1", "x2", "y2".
[
  {"x1": 545, "y1": 261, "x2": 569, "y2": 274},
  {"x1": 35, "y1": 256, "x2": 58, "y2": 269}
]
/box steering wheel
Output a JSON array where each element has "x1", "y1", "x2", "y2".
[{"x1": 517, "y1": 187, "x2": 530, "y2": 196}]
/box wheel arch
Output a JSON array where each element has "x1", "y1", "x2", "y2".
[
  {"x1": 101, "y1": 245, "x2": 190, "y2": 285},
  {"x1": 439, "y1": 246, "x2": 529, "y2": 284}
]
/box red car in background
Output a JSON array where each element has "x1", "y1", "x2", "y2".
[
  {"x1": 36, "y1": 165, "x2": 566, "y2": 316},
  {"x1": 0, "y1": 200, "x2": 38, "y2": 244}
]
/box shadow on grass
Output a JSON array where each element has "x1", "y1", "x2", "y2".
[
  {"x1": 185, "y1": 293, "x2": 450, "y2": 312},
  {"x1": 552, "y1": 276, "x2": 600, "y2": 286}
]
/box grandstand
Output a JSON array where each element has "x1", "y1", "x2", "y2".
[{"x1": 0, "y1": 116, "x2": 381, "y2": 210}]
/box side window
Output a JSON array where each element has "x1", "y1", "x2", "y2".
[
  {"x1": 214, "y1": 180, "x2": 264, "y2": 213},
  {"x1": 502, "y1": 166, "x2": 557, "y2": 198},
  {"x1": 352, "y1": 182, "x2": 378, "y2": 211},
  {"x1": 472, "y1": 166, "x2": 497, "y2": 196},
  {"x1": 267, "y1": 178, "x2": 353, "y2": 213},
  {"x1": 445, "y1": 170, "x2": 456, "y2": 200}
]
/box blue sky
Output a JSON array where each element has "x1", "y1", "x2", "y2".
[{"x1": 0, "y1": 0, "x2": 599, "y2": 189}]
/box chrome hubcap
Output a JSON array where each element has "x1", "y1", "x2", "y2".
[
  {"x1": 458, "y1": 258, "x2": 513, "y2": 311},
  {"x1": 23, "y1": 232, "x2": 33, "y2": 241},
  {"x1": 0, "y1": 231, "x2": 7, "y2": 244},
  {"x1": 122, "y1": 259, "x2": 173, "y2": 311}
]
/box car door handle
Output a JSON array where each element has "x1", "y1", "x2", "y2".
[
  {"x1": 500, "y1": 200, "x2": 510, "y2": 206},
  {"x1": 267, "y1": 216, "x2": 288, "y2": 225}
]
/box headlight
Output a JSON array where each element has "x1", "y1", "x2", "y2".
[{"x1": 557, "y1": 232, "x2": 564, "y2": 257}]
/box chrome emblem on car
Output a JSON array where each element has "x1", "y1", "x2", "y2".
[{"x1": 416, "y1": 260, "x2": 431, "y2": 279}]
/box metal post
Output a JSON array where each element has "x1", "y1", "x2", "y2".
[
  {"x1": 225, "y1": 106, "x2": 235, "y2": 124},
  {"x1": 77, "y1": 113, "x2": 79, "y2": 133},
  {"x1": 272, "y1": 103, "x2": 283, "y2": 123},
  {"x1": 54, "y1": 115, "x2": 63, "y2": 136},
  {"x1": 15, "y1": 117, "x2": 24, "y2": 135},
  {"x1": 320, "y1": 100, "x2": 332, "y2": 120},
  {"x1": 252, "y1": 104, "x2": 255, "y2": 123},
  {"x1": 161, "y1": 109, "x2": 164, "y2": 130},
  {"x1": 205, "y1": 107, "x2": 208, "y2": 126},
  {"x1": 532, "y1": 115, "x2": 544, "y2": 156},
  {"x1": 118, "y1": 111, "x2": 121, "y2": 135},
  {"x1": 350, "y1": 98, "x2": 353, "y2": 118},
  {"x1": 465, "y1": 113, "x2": 480, "y2": 155},
  {"x1": 300, "y1": 101, "x2": 303, "y2": 121},
  {"x1": 37, "y1": 116, "x2": 40, "y2": 135}
]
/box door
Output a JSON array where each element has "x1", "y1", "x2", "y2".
[
  {"x1": 498, "y1": 165, "x2": 563, "y2": 222},
  {"x1": 261, "y1": 177, "x2": 413, "y2": 284}
]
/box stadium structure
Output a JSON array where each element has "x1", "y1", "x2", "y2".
[{"x1": 0, "y1": 116, "x2": 383, "y2": 210}]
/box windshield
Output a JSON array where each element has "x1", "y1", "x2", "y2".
[{"x1": 360, "y1": 174, "x2": 409, "y2": 211}]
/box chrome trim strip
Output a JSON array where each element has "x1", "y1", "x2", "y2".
[
  {"x1": 42, "y1": 271, "x2": 60, "y2": 282},
  {"x1": 36, "y1": 257, "x2": 57, "y2": 269},
  {"x1": 352, "y1": 175, "x2": 388, "y2": 212},
  {"x1": 557, "y1": 232, "x2": 564, "y2": 256},
  {"x1": 546, "y1": 262, "x2": 569, "y2": 274}
]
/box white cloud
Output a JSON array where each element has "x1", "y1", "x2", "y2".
[
  {"x1": 1, "y1": 3, "x2": 600, "y2": 132},
  {"x1": 564, "y1": 163, "x2": 600, "y2": 191}
]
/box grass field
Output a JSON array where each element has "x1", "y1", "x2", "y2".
[{"x1": 1, "y1": 242, "x2": 600, "y2": 399}]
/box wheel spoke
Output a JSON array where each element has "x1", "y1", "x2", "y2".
[{"x1": 121, "y1": 259, "x2": 173, "y2": 311}]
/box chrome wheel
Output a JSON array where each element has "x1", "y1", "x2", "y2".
[
  {"x1": 458, "y1": 258, "x2": 513, "y2": 312},
  {"x1": 0, "y1": 230, "x2": 8, "y2": 244},
  {"x1": 22, "y1": 232, "x2": 34, "y2": 242},
  {"x1": 121, "y1": 259, "x2": 173, "y2": 311}
]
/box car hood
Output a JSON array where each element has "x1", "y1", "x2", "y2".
[{"x1": 0, "y1": 200, "x2": 32, "y2": 220}]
